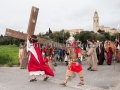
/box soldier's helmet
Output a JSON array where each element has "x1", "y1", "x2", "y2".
[{"x1": 68, "y1": 36, "x2": 75, "y2": 41}]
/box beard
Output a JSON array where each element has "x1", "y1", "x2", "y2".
[{"x1": 29, "y1": 38, "x2": 33, "y2": 42}]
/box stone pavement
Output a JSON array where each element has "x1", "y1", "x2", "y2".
[{"x1": 0, "y1": 61, "x2": 120, "y2": 90}]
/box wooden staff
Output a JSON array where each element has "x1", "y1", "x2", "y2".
[
  {"x1": 114, "y1": 34, "x2": 119, "y2": 70},
  {"x1": 111, "y1": 41, "x2": 116, "y2": 70},
  {"x1": 114, "y1": 52, "x2": 116, "y2": 70}
]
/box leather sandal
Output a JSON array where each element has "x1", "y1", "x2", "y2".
[
  {"x1": 77, "y1": 82, "x2": 84, "y2": 86},
  {"x1": 60, "y1": 81, "x2": 67, "y2": 86},
  {"x1": 43, "y1": 76, "x2": 49, "y2": 81},
  {"x1": 87, "y1": 67, "x2": 91, "y2": 70},
  {"x1": 60, "y1": 79, "x2": 68, "y2": 86},
  {"x1": 90, "y1": 69, "x2": 95, "y2": 71},
  {"x1": 29, "y1": 78, "x2": 37, "y2": 82},
  {"x1": 20, "y1": 67, "x2": 24, "y2": 69}
]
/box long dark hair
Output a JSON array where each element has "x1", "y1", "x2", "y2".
[{"x1": 29, "y1": 35, "x2": 38, "y2": 43}]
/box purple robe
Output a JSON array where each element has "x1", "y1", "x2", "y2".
[{"x1": 106, "y1": 47, "x2": 113, "y2": 65}]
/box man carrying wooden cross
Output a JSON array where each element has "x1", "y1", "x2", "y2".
[
  {"x1": 5, "y1": 6, "x2": 54, "y2": 82},
  {"x1": 27, "y1": 34, "x2": 54, "y2": 82}
]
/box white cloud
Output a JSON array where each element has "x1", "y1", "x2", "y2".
[{"x1": 0, "y1": 0, "x2": 120, "y2": 35}]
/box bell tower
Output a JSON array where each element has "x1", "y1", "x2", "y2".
[{"x1": 93, "y1": 11, "x2": 99, "y2": 33}]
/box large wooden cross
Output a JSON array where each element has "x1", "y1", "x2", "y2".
[
  {"x1": 5, "y1": 6, "x2": 65, "y2": 48},
  {"x1": 5, "y1": 6, "x2": 39, "y2": 40}
]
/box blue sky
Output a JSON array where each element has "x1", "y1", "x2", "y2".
[{"x1": 0, "y1": 0, "x2": 120, "y2": 35}]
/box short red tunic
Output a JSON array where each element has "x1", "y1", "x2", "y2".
[
  {"x1": 68, "y1": 47, "x2": 82, "y2": 72},
  {"x1": 43, "y1": 57, "x2": 48, "y2": 63},
  {"x1": 49, "y1": 56, "x2": 53, "y2": 62}
]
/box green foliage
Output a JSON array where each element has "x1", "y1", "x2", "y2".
[
  {"x1": 74, "y1": 30, "x2": 117, "y2": 43},
  {"x1": 0, "y1": 35, "x2": 24, "y2": 46},
  {"x1": 96, "y1": 34, "x2": 105, "y2": 41},
  {"x1": 40, "y1": 31, "x2": 70, "y2": 44},
  {"x1": 7, "y1": 61, "x2": 14, "y2": 67},
  {"x1": 103, "y1": 32, "x2": 110, "y2": 40},
  {"x1": 45, "y1": 32, "x2": 49, "y2": 35},
  {"x1": 0, "y1": 53, "x2": 19, "y2": 67},
  {"x1": 110, "y1": 35, "x2": 116, "y2": 41},
  {"x1": 79, "y1": 31, "x2": 93, "y2": 43},
  {"x1": 97, "y1": 29, "x2": 112, "y2": 40},
  {"x1": 49, "y1": 33, "x2": 54, "y2": 39},
  {"x1": 0, "y1": 45, "x2": 19, "y2": 66},
  {"x1": 53, "y1": 31, "x2": 70, "y2": 43},
  {"x1": 38, "y1": 29, "x2": 118, "y2": 44},
  {"x1": 0, "y1": 54, "x2": 14, "y2": 65},
  {"x1": 98, "y1": 29, "x2": 105, "y2": 33}
]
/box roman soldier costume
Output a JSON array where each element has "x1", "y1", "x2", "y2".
[{"x1": 60, "y1": 36, "x2": 84, "y2": 86}]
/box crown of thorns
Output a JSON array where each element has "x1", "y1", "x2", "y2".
[
  {"x1": 31, "y1": 37, "x2": 38, "y2": 40},
  {"x1": 30, "y1": 35, "x2": 38, "y2": 40}
]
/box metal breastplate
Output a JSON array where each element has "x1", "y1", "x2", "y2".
[{"x1": 69, "y1": 47, "x2": 77, "y2": 62}]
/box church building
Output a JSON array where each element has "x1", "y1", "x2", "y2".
[{"x1": 93, "y1": 11, "x2": 118, "y2": 34}]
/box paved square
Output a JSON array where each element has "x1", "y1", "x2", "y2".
[{"x1": 0, "y1": 61, "x2": 120, "y2": 90}]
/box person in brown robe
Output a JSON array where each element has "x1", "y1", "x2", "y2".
[
  {"x1": 86, "y1": 39, "x2": 98, "y2": 71},
  {"x1": 18, "y1": 44, "x2": 29, "y2": 69}
]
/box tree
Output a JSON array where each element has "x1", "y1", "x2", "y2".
[
  {"x1": 74, "y1": 32, "x2": 79, "y2": 41},
  {"x1": 49, "y1": 28, "x2": 52, "y2": 34},
  {"x1": 49, "y1": 33, "x2": 54, "y2": 39},
  {"x1": 103, "y1": 32, "x2": 110, "y2": 40},
  {"x1": 78, "y1": 31, "x2": 93, "y2": 43},
  {"x1": 0, "y1": 34, "x2": 3, "y2": 37},
  {"x1": 96, "y1": 34, "x2": 105, "y2": 41},
  {"x1": 49, "y1": 31, "x2": 70, "y2": 44},
  {"x1": 110, "y1": 34, "x2": 116, "y2": 41},
  {"x1": 97, "y1": 29, "x2": 105, "y2": 33},
  {"x1": 45, "y1": 31, "x2": 49, "y2": 35}
]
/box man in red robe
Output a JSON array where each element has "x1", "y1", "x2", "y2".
[{"x1": 27, "y1": 35, "x2": 54, "y2": 82}]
